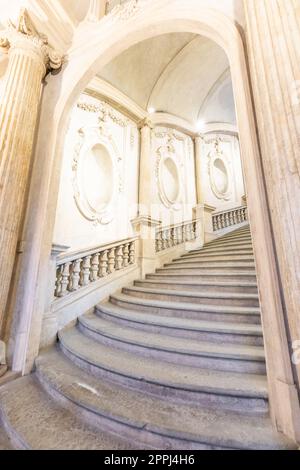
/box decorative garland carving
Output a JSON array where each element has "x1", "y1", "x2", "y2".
[
  {"x1": 77, "y1": 100, "x2": 129, "y2": 127},
  {"x1": 109, "y1": 0, "x2": 145, "y2": 21}
]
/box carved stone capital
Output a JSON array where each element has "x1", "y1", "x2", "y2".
[
  {"x1": 137, "y1": 117, "x2": 154, "y2": 130},
  {"x1": 0, "y1": 8, "x2": 62, "y2": 74}
]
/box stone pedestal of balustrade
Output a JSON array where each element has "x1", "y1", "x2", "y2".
[
  {"x1": 40, "y1": 244, "x2": 70, "y2": 349},
  {"x1": 132, "y1": 216, "x2": 162, "y2": 279},
  {"x1": 193, "y1": 204, "x2": 217, "y2": 244}
]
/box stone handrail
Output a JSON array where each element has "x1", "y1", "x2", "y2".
[
  {"x1": 212, "y1": 206, "x2": 248, "y2": 232},
  {"x1": 54, "y1": 237, "x2": 137, "y2": 298},
  {"x1": 156, "y1": 219, "x2": 199, "y2": 253}
]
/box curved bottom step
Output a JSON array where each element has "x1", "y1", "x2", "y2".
[{"x1": 32, "y1": 349, "x2": 295, "y2": 451}]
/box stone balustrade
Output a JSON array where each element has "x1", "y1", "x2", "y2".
[
  {"x1": 156, "y1": 220, "x2": 199, "y2": 253},
  {"x1": 54, "y1": 238, "x2": 137, "y2": 298},
  {"x1": 212, "y1": 206, "x2": 248, "y2": 232}
]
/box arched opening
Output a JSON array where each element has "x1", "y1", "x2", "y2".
[{"x1": 9, "y1": 0, "x2": 297, "y2": 443}]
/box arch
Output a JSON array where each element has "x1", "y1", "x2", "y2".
[{"x1": 11, "y1": 0, "x2": 297, "y2": 440}]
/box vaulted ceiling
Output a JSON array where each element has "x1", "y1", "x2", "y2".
[{"x1": 98, "y1": 33, "x2": 236, "y2": 126}]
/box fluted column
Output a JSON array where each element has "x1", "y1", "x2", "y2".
[
  {"x1": 244, "y1": 0, "x2": 300, "y2": 440},
  {"x1": 0, "y1": 9, "x2": 62, "y2": 358}
]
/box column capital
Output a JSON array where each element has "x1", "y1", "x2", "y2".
[
  {"x1": 0, "y1": 8, "x2": 62, "y2": 75},
  {"x1": 137, "y1": 117, "x2": 154, "y2": 130}
]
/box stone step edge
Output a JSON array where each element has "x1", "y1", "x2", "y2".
[
  {"x1": 96, "y1": 303, "x2": 263, "y2": 337},
  {"x1": 79, "y1": 315, "x2": 265, "y2": 362},
  {"x1": 35, "y1": 354, "x2": 274, "y2": 451},
  {"x1": 123, "y1": 286, "x2": 259, "y2": 301},
  {"x1": 136, "y1": 279, "x2": 258, "y2": 289},
  {"x1": 110, "y1": 293, "x2": 261, "y2": 315},
  {"x1": 58, "y1": 330, "x2": 267, "y2": 400}
]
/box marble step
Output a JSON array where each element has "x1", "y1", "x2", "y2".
[
  {"x1": 110, "y1": 292, "x2": 261, "y2": 323},
  {"x1": 195, "y1": 236, "x2": 253, "y2": 249},
  {"x1": 148, "y1": 272, "x2": 257, "y2": 283},
  {"x1": 185, "y1": 244, "x2": 254, "y2": 255},
  {"x1": 96, "y1": 302, "x2": 264, "y2": 346},
  {"x1": 58, "y1": 327, "x2": 268, "y2": 413},
  {"x1": 135, "y1": 279, "x2": 258, "y2": 295},
  {"x1": 171, "y1": 255, "x2": 255, "y2": 264},
  {"x1": 165, "y1": 261, "x2": 256, "y2": 271},
  {"x1": 34, "y1": 349, "x2": 295, "y2": 450},
  {"x1": 79, "y1": 314, "x2": 266, "y2": 374},
  {"x1": 0, "y1": 376, "x2": 136, "y2": 450},
  {"x1": 203, "y1": 230, "x2": 251, "y2": 241},
  {"x1": 180, "y1": 249, "x2": 254, "y2": 261},
  {"x1": 157, "y1": 266, "x2": 256, "y2": 275},
  {"x1": 122, "y1": 286, "x2": 260, "y2": 308}
]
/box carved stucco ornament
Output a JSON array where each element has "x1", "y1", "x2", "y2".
[
  {"x1": 0, "y1": 8, "x2": 63, "y2": 73},
  {"x1": 72, "y1": 123, "x2": 124, "y2": 226},
  {"x1": 155, "y1": 140, "x2": 182, "y2": 211},
  {"x1": 109, "y1": 0, "x2": 145, "y2": 21}
]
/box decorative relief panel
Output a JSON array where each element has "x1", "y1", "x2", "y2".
[
  {"x1": 154, "y1": 129, "x2": 184, "y2": 210},
  {"x1": 72, "y1": 126, "x2": 122, "y2": 225}
]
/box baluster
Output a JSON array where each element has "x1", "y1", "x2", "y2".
[
  {"x1": 115, "y1": 245, "x2": 124, "y2": 270},
  {"x1": 224, "y1": 212, "x2": 229, "y2": 227},
  {"x1": 185, "y1": 224, "x2": 190, "y2": 241},
  {"x1": 212, "y1": 216, "x2": 217, "y2": 231},
  {"x1": 70, "y1": 258, "x2": 82, "y2": 291},
  {"x1": 123, "y1": 243, "x2": 130, "y2": 266},
  {"x1": 164, "y1": 229, "x2": 169, "y2": 249},
  {"x1": 91, "y1": 253, "x2": 99, "y2": 281},
  {"x1": 80, "y1": 256, "x2": 91, "y2": 286},
  {"x1": 172, "y1": 228, "x2": 176, "y2": 246},
  {"x1": 59, "y1": 262, "x2": 71, "y2": 296},
  {"x1": 55, "y1": 266, "x2": 63, "y2": 297},
  {"x1": 99, "y1": 250, "x2": 108, "y2": 277},
  {"x1": 232, "y1": 211, "x2": 237, "y2": 225},
  {"x1": 162, "y1": 230, "x2": 167, "y2": 250},
  {"x1": 245, "y1": 208, "x2": 248, "y2": 221},
  {"x1": 155, "y1": 232, "x2": 162, "y2": 252},
  {"x1": 107, "y1": 248, "x2": 116, "y2": 274},
  {"x1": 229, "y1": 211, "x2": 234, "y2": 226},
  {"x1": 129, "y1": 242, "x2": 135, "y2": 264},
  {"x1": 183, "y1": 225, "x2": 188, "y2": 242},
  {"x1": 193, "y1": 222, "x2": 198, "y2": 239},
  {"x1": 237, "y1": 209, "x2": 241, "y2": 224}
]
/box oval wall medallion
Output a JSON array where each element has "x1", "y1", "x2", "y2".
[
  {"x1": 157, "y1": 152, "x2": 181, "y2": 209},
  {"x1": 72, "y1": 127, "x2": 122, "y2": 224},
  {"x1": 208, "y1": 150, "x2": 232, "y2": 201}
]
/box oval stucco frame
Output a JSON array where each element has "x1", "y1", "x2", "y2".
[{"x1": 11, "y1": 0, "x2": 297, "y2": 440}]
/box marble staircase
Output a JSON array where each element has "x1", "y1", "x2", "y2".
[{"x1": 0, "y1": 225, "x2": 296, "y2": 450}]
